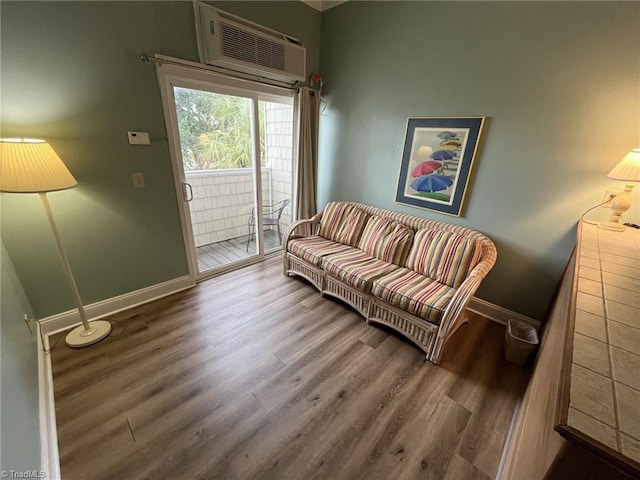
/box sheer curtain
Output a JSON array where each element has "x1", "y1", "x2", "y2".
[{"x1": 296, "y1": 87, "x2": 321, "y2": 219}]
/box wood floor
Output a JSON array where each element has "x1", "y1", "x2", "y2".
[
  {"x1": 50, "y1": 256, "x2": 530, "y2": 480},
  {"x1": 196, "y1": 230, "x2": 281, "y2": 272}
]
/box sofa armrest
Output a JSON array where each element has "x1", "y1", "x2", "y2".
[
  {"x1": 282, "y1": 212, "x2": 323, "y2": 253},
  {"x1": 429, "y1": 241, "x2": 497, "y2": 363},
  {"x1": 440, "y1": 274, "x2": 482, "y2": 329}
]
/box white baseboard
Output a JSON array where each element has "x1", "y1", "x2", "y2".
[
  {"x1": 468, "y1": 297, "x2": 541, "y2": 329},
  {"x1": 38, "y1": 323, "x2": 60, "y2": 480},
  {"x1": 38, "y1": 275, "x2": 194, "y2": 336}
]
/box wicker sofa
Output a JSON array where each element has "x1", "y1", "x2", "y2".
[{"x1": 282, "y1": 202, "x2": 497, "y2": 364}]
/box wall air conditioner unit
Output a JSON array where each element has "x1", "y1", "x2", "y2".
[{"x1": 195, "y1": 3, "x2": 306, "y2": 83}]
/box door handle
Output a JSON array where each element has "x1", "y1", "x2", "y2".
[{"x1": 183, "y1": 182, "x2": 193, "y2": 202}]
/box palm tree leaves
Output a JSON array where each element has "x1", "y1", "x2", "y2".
[{"x1": 174, "y1": 87, "x2": 265, "y2": 171}]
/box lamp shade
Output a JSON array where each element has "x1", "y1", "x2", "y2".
[
  {"x1": 607, "y1": 148, "x2": 640, "y2": 182},
  {"x1": 0, "y1": 138, "x2": 77, "y2": 193}
]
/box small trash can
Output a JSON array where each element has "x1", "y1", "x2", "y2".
[{"x1": 504, "y1": 319, "x2": 539, "y2": 365}]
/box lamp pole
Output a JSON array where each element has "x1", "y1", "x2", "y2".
[
  {"x1": 39, "y1": 193, "x2": 112, "y2": 347},
  {"x1": 39, "y1": 193, "x2": 94, "y2": 334}
]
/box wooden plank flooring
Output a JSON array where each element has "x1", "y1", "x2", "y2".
[
  {"x1": 49, "y1": 256, "x2": 530, "y2": 480},
  {"x1": 197, "y1": 230, "x2": 281, "y2": 271}
]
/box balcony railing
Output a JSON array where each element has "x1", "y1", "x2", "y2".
[{"x1": 186, "y1": 168, "x2": 291, "y2": 248}]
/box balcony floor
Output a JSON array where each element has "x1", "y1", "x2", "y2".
[{"x1": 196, "y1": 229, "x2": 281, "y2": 272}]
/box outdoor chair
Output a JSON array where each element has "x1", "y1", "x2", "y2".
[{"x1": 246, "y1": 198, "x2": 290, "y2": 251}]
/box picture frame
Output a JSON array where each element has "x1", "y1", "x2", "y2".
[{"x1": 395, "y1": 116, "x2": 486, "y2": 217}]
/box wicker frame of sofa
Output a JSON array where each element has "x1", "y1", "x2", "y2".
[{"x1": 282, "y1": 202, "x2": 497, "y2": 365}]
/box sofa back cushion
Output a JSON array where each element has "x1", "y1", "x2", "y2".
[
  {"x1": 357, "y1": 216, "x2": 414, "y2": 265},
  {"x1": 318, "y1": 202, "x2": 369, "y2": 246},
  {"x1": 405, "y1": 229, "x2": 482, "y2": 288}
]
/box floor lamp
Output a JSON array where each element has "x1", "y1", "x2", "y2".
[{"x1": 0, "y1": 138, "x2": 111, "y2": 347}]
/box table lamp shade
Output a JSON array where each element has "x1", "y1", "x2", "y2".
[
  {"x1": 607, "y1": 148, "x2": 640, "y2": 182},
  {"x1": 0, "y1": 138, "x2": 77, "y2": 193}
]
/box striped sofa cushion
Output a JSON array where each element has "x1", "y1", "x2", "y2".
[
  {"x1": 357, "y1": 216, "x2": 414, "y2": 265},
  {"x1": 335, "y1": 207, "x2": 369, "y2": 246},
  {"x1": 406, "y1": 229, "x2": 482, "y2": 288},
  {"x1": 287, "y1": 236, "x2": 353, "y2": 267},
  {"x1": 322, "y1": 249, "x2": 400, "y2": 293},
  {"x1": 371, "y1": 268, "x2": 456, "y2": 325},
  {"x1": 318, "y1": 202, "x2": 369, "y2": 246}
]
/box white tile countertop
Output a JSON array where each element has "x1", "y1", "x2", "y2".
[{"x1": 557, "y1": 221, "x2": 640, "y2": 472}]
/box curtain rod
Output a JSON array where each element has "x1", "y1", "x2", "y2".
[{"x1": 140, "y1": 52, "x2": 301, "y2": 93}]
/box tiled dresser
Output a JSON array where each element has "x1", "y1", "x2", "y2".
[{"x1": 556, "y1": 221, "x2": 640, "y2": 474}]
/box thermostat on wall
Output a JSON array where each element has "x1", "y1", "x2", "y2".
[{"x1": 128, "y1": 131, "x2": 150, "y2": 145}]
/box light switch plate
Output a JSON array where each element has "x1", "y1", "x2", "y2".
[
  {"x1": 132, "y1": 172, "x2": 146, "y2": 188},
  {"x1": 128, "y1": 131, "x2": 150, "y2": 145}
]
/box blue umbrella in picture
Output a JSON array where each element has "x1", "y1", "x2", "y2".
[
  {"x1": 430, "y1": 149, "x2": 456, "y2": 161},
  {"x1": 410, "y1": 174, "x2": 454, "y2": 192},
  {"x1": 437, "y1": 131, "x2": 457, "y2": 139}
]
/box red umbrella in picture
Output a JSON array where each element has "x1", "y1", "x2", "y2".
[
  {"x1": 410, "y1": 174, "x2": 454, "y2": 192},
  {"x1": 411, "y1": 160, "x2": 442, "y2": 177}
]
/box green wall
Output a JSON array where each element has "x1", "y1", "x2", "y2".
[
  {"x1": 1, "y1": 242, "x2": 39, "y2": 472},
  {"x1": 2, "y1": 1, "x2": 638, "y2": 323},
  {"x1": 1, "y1": 1, "x2": 321, "y2": 318},
  {"x1": 318, "y1": 1, "x2": 640, "y2": 320}
]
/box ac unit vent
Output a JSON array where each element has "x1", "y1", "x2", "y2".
[
  {"x1": 195, "y1": 3, "x2": 305, "y2": 83},
  {"x1": 219, "y1": 22, "x2": 286, "y2": 72},
  {"x1": 256, "y1": 36, "x2": 285, "y2": 72}
]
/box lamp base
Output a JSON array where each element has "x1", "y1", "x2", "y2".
[
  {"x1": 65, "y1": 320, "x2": 112, "y2": 348},
  {"x1": 598, "y1": 220, "x2": 626, "y2": 232},
  {"x1": 597, "y1": 185, "x2": 634, "y2": 233}
]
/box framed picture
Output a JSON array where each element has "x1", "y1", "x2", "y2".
[{"x1": 396, "y1": 116, "x2": 485, "y2": 217}]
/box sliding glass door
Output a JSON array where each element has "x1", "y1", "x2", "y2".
[{"x1": 158, "y1": 63, "x2": 297, "y2": 280}]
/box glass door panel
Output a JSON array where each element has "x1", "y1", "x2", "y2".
[
  {"x1": 173, "y1": 86, "x2": 259, "y2": 275},
  {"x1": 257, "y1": 99, "x2": 295, "y2": 253}
]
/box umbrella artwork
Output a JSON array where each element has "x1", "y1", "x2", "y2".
[
  {"x1": 437, "y1": 131, "x2": 457, "y2": 140},
  {"x1": 405, "y1": 127, "x2": 467, "y2": 201},
  {"x1": 429, "y1": 149, "x2": 456, "y2": 161},
  {"x1": 407, "y1": 129, "x2": 462, "y2": 200},
  {"x1": 397, "y1": 117, "x2": 486, "y2": 216},
  {"x1": 411, "y1": 160, "x2": 442, "y2": 177},
  {"x1": 435, "y1": 144, "x2": 459, "y2": 151},
  {"x1": 410, "y1": 174, "x2": 454, "y2": 193}
]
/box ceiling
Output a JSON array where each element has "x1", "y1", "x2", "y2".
[{"x1": 300, "y1": 0, "x2": 348, "y2": 12}]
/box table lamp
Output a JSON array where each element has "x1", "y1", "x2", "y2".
[
  {"x1": 0, "y1": 138, "x2": 111, "y2": 347},
  {"x1": 598, "y1": 148, "x2": 640, "y2": 232}
]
